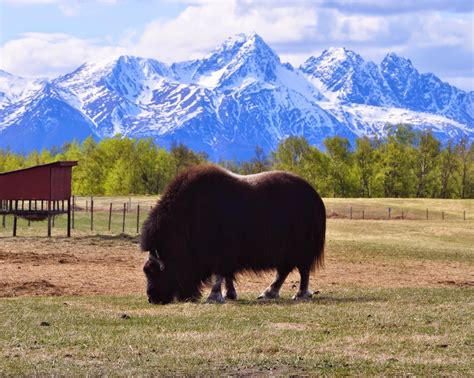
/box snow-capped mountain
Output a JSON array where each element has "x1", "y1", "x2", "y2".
[{"x1": 0, "y1": 33, "x2": 472, "y2": 160}]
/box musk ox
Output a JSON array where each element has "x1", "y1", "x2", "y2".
[{"x1": 141, "y1": 165, "x2": 326, "y2": 304}]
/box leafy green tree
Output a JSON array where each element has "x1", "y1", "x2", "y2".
[
  {"x1": 414, "y1": 131, "x2": 440, "y2": 197},
  {"x1": 134, "y1": 139, "x2": 175, "y2": 194},
  {"x1": 438, "y1": 141, "x2": 458, "y2": 198},
  {"x1": 239, "y1": 146, "x2": 271, "y2": 174},
  {"x1": 273, "y1": 136, "x2": 330, "y2": 195},
  {"x1": 380, "y1": 125, "x2": 416, "y2": 197},
  {"x1": 455, "y1": 137, "x2": 473, "y2": 199},
  {"x1": 324, "y1": 136, "x2": 355, "y2": 197},
  {"x1": 72, "y1": 137, "x2": 106, "y2": 195},
  {"x1": 103, "y1": 158, "x2": 133, "y2": 195},
  {"x1": 354, "y1": 137, "x2": 377, "y2": 197},
  {"x1": 171, "y1": 142, "x2": 208, "y2": 174}
]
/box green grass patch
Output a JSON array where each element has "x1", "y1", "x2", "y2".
[
  {"x1": 328, "y1": 219, "x2": 474, "y2": 264},
  {"x1": 1, "y1": 288, "x2": 473, "y2": 375}
]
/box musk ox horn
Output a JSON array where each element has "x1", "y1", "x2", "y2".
[{"x1": 149, "y1": 251, "x2": 165, "y2": 271}]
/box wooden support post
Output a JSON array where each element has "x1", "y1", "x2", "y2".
[
  {"x1": 108, "y1": 203, "x2": 112, "y2": 231},
  {"x1": 28, "y1": 200, "x2": 31, "y2": 227},
  {"x1": 426, "y1": 208, "x2": 429, "y2": 220},
  {"x1": 72, "y1": 196, "x2": 75, "y2": 229},
  {"x1": 122, "y1": 203, "x2": 126, "y2": 233},
  {"x1": 13, "y1": 200, "x2": 18, "y2": 237},
  {"x1": 67, "y1": 198, "x2": 71, "y2": 237},
  {"x1": 388, "y1": 207, "x2": 391, "y2": 220},
  {"x1": 2, "y1": 214, "x2": 5, "y2": 228},
  {"x1": 442, "y1": 211, "x2": 444, "y2": 221},
  {"x1": 362, "y1": 210, "x2": 365, "y2": 220},
  {"x1": 90, "y1": 199, "x2": 94, "y2": 231},
  {"x1": 402, "y1": 210, "x2": 404, "y2": 220},
  {"x1": 136, "y1": 204, "x2": 140, "y2": 234},
  {"x1": 47, "y1": 201, "x2": 52, "y2": 237},
  {"x1": 464, "y1": 211, "x2": 466, "y2": 221}
]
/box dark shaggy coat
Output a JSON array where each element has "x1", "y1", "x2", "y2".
[{"x1": 141, "y1": 164, "x2": 326, "y2": 303}]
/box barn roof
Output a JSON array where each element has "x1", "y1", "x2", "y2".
[{"x1": 0, "y1": 161, "x2": 77, "y2": 176}]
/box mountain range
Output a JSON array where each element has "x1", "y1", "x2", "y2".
[{"x1": 0, "y1": 33, "x2": 472, "y2": 160}]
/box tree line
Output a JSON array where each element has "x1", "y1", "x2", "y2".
[{"x1": 0, "y1": 125, "x2": 472, "y2": 198}]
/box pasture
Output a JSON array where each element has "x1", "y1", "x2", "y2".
[{"x1": 0, "y1": 198, "x2": 473, "y2": 375}]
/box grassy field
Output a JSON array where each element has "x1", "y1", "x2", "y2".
[
  {"x1": 0, "y1": 198, "x2": 473, "y2": 375},
  {"x1": 1, "y1": 289, "x2": 472, "y2": 375},
  {"x1": 1, "y1": 197, "x2": 473, "y2": 237}
]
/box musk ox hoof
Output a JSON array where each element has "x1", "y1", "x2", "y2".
[
  {"x1": 257, "y1": 289, "x2": 280, "y2": 300},
  {"x1": 292, "y1": 290, "x2": 313, "y2": 300},
  {"x1": 206, "y1": 292, "x2": 225, "y2": 304},
  {"x1": 225, "y1": 290, "x2": 238, "y2": 301}
]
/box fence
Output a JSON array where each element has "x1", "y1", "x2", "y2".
[
  {"x1": 326, "y1": 205, "x2": 469, "y2": 221},
  {"x1": 0, "y1": 196, "x2": 472, "y2": 237}
]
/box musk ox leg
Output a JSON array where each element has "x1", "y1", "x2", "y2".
[
  {"x1": 206, "y1": 275, "x2": 225, "y2": 304},
  {"x1": 224, "y1": 275, "x2": 238, "y2": 300},
  {"x1": 257, "y1": 269, "x2": 290, "y2": 300},
  {"x1": 292, "y1": 267, "x2": 313, "y2": 300}
]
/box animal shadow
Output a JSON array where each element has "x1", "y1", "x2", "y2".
[{"x1": 232, "y1": 294, "x2": 384, "y2": 306}]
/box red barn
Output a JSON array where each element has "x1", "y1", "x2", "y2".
[{"x1": 0, "y1": 161, "x2": 78, "y2": 236}]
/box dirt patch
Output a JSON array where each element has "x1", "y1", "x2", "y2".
[
  {"x1": 0, "y1": 235, "x2": 473, "y2": 298},
  {"x1": 1, "y1": 280, "x2": 64, "y2": 297},
  {"x1": 437, "y1": 280, "x2": 474, "y2": 288},
  {"x1": 270, "y1": 322, "x2": 308, "y2": 331}
]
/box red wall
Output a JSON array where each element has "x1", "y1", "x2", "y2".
[{"x1": 0, "y1": 165, "x2": 74, "y2": 200}]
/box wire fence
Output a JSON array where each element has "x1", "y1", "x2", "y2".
[{"x1": 0, "y1": 195, "x2": 472, "y2": 237}]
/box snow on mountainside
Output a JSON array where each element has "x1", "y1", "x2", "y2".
[{"x1": 0, "y1": 33, "x2": 472, "y2": 159}]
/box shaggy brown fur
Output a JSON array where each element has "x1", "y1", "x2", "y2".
[{"x1": 141, "y1": 164, "x2": 326, "y2": 304}]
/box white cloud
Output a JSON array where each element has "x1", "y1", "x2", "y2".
[
  {"x1": 132, "y1": 0, "x2": 317, "y2": 62},
  {"x1": 0, "y1": 33, "x2": 125, "y2": 77}
]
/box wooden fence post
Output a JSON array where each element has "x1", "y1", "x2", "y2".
[
  {"x1": 122, "y1": 203, "x2": 126, "y2": 233},
  {"x1": 136, "y1": 205, "x2": 140, "y2": 234},
  {"x1": 388, "y1": 207, "x2": 391, "y2": 220},
  {"x1": 90, "y1": 199, "x2": 94, "y2": 231},
  {"x1": 464, "y1": 211, "x2": 466, "y2": 221},
  {"x1": 426, "y1": 208, "x2": 429, "y2": 220},
  {"x1": 442, "y1": 211, "x2": 444, "y2": 221},
  {"x1": 402, "y1": 210, "x2": 404, "y2": 220},
  {"x1": 108, "y1": 203, "x2": 113, "y2": 231},
  {"x1": 362, "y1": 210, "x2": 365, "y2": 220}
]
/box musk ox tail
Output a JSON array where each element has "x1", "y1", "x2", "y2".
[{"x1": 311, "y1": 197, "x2": 326, "y2": 271}]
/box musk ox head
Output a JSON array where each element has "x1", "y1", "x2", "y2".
[{"x1": 143, "y1": 250, "x2": 178, "y2": 304}]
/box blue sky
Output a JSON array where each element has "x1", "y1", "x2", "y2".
[{"x1": 0, "y1": 0, "x2": 473, "y2": 91}]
